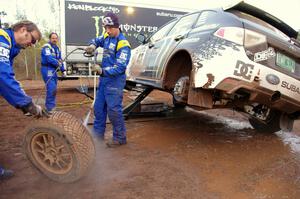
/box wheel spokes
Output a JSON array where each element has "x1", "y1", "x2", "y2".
[{"x1": 31, "y1": 132, "x2": 73, "y2": 174}]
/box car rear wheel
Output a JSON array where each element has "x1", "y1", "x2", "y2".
[
  {"x1": 172, "y1": 76, "x2": 189, "y2": 108},
  {"x1": 248, "y1": 110, "x2": 281, "y2": 133},
  {"x1": 24, "y1": 111, "x2": 95, "y2": 183}
]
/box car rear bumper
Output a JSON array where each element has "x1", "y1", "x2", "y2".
[{"x1": 192, "y1": 41, "x2": 300, "y2": 113}]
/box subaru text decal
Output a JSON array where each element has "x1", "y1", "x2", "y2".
[
  {"x1": 233, "y1": 60, "x2": 254, "y2": 80},
  {"x1": 281, "y1": 81, "x2": 300, "y2": 94}
]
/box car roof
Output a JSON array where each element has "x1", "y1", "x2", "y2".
[{"x1": 224, "y1": 1, "x2": 298, "y2": 38}]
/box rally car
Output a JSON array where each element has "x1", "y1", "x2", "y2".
[{"x1": 126, "y1": 1, "x2": 300, "y2": 133}]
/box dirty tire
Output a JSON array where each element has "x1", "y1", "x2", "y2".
[
  {"x1": 24, "y1": 111, "x2": 95, "y2": 183},
  {"x1": 248, "y1": 111, "x2": 281, "y2": 133},
  {"x1": 172, "y1": 76, "x2": 189, "y2": 108}
]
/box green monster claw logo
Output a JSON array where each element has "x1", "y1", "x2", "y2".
[{"x1": 92, "y1": 16, "x2": 105, "y2": 37}]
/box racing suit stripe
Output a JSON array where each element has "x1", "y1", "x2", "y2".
[
  {"x1": 0, "y1": 29, "x2": 11, "y2": 48},
  {"x1": 116, "y1": 40, "x2": 131, "y2": 51}
]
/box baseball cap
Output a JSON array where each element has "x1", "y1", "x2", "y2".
[{"x1": 102, "y1": 12, "x2": 120, "y2": 28}]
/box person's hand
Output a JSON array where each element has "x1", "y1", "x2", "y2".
[
  {"x1": 62, "y1": 71, "x2": 67, "y2": 77},
  {"x1": 85, "y1": 45, "x2": 96, "y2": 55},
  {"x1": 91, "y1": 64, "x2": 102, "y2": 75},
  {"x1": 57, "y1": 61, "x2": 63, "y2": 69},
  {"x1": 22, "y1": 102, "x2": 49, "y2": 118}
]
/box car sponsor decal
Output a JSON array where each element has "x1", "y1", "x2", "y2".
[
  {"x1": 233, "y1": 60, "x2": 254, "y2": 80},
  {"x1": 266, "y1": 74, "x2": 280, "y2": 85},
  {"x1": 192, "y1": 37, "x2": 240, "y2": 66},
  {"x1": 254, "y1": 47, "x2": 275, "y2": 62},
  {"x1": 0, "y1": 46, "x2": 10, "y2": 58},
  {"x1": 281, "y1": 81, "x2": 300, "y2": 95}
]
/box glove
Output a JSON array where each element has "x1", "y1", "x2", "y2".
[
  {"x1": 85, "y1": 45, "x2": 96, "y2": 55},
  {"x1": 21, "y1": 102, "x2": 49, "y2": 118},
  {"x1": 91, "y1": 64, "x2": 102, "y2": 75},
  {"x1": 56, "y1": 62, "x2": 63, "y2": 72},
  {"x1": 62, "y1": 71, "x2": 67, "y2": 77}
]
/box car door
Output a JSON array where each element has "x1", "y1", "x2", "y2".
[
  {"x1": 129, "y1": 20, "x2": 177, "y2": 79},
  {"x1": 146, "y1": 13, "x2": 200, "y2": 80}
]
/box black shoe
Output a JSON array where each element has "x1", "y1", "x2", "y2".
[
  {"x1": 106, "y1": 139, "x2": 126, "y2": 148},
  {"x1": 0, "y1": 168, "x2": 14, "y2": 180}
]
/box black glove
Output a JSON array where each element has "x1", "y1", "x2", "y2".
[
  {"x1": 85, "y1": 45, "x2": 96, "y2": 54},
  {"x1": 21, "y1": 102, "x2": 49, "y2": 118}
]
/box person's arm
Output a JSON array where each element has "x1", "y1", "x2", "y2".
[
  {"x1": 0, "y1": 38, "x2": 32, "y2": 108},
  {"x1": 85, "y1": 33, "x2": 107, "y2": 55},
  {"x1": 89, "y1": 33, "x2": 107, "y2": 48},
  {"x1": 42, "y1": 46, "x2": 60, "y2": 68},
  {"x1": 102, "y1": 45, "x2": 131, "y2": 77}
]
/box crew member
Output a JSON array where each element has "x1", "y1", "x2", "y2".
[
  {"x1": 0, "y1": 20, "x2": 46, "y2": 180},
  {"x1": 40, "y1": 32, "x2": 65, "y2": 112},
  {"x1": 85, "y1": 12, "x2": 131, "y2": 147}
]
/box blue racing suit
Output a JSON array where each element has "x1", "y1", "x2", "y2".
[
  {"x1": 89, "y1": 32, "x2": 131, "y2": 143},
  {"x1": 40, "y1": 42, "x2": 64, "y2": 111},
  {"x1": 0, "y1": 28, "x2": 32, "y2": 108}
]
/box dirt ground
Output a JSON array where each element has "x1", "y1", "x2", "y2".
[{"x1": 1, "y1": 80, "x2": 300, "y2": 199}]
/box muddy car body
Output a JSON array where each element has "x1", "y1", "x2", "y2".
[{"x1": 126, "y1": 1, "x2": 300, "y2": 133}]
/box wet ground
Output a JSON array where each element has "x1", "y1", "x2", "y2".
[{"x1": 1, "y1": 80, "x2": 300, "y2": 199}]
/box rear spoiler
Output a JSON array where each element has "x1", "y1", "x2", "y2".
[{"x1": 224, "y1": 1, "x2": 298, "y2": 39}]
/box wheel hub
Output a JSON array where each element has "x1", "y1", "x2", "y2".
[{"x1": 31, "y1": 132, "x2": 73, "y2": 174}]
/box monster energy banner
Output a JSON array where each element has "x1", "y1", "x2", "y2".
[{"x1": 65, "y1": 1, "x2": 186, "y2": 48}]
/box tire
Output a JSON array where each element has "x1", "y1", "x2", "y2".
[
  {"x1": 24, "y1": 111, "x2": 95, "y2": 183},
  {"x1": 172, "y1": 76, "x2": 189, "y2": 108},
  {"x1": 248, "y1": 110, "x2": 281, "y2": 133},
  {"x1": 172, "y1": 95, "x2": 186, "y2": 108}
]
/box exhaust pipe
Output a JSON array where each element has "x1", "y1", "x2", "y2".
[{"x1": 270, "y1": 91, "x2": 281, "y2": 102}]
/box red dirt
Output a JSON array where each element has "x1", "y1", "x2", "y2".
[{"x1": 1, "y1": 80, "x2": 300, "y2": 199}]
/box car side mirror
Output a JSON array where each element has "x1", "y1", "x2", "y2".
[{"x1": 136, "y1": 34, "x2": 146, "y2": 44}]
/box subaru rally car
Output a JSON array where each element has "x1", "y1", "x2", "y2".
[{"x1": 126, "y1": 1, "x2": 300, "y2": 133}]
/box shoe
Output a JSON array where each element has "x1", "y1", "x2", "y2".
[
  {"x1": 0, "y1": 167, "x2": 14, "y2": 180},
  {"x1": 106, "y1": 139, "x2": 126, "y2": 148}
]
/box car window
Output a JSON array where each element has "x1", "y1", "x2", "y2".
[
  {"x1": 229, "y1": 10, "x2": 290, "y2": 41},
  {"x1": 167, "y1": 13, "x2": 199, "y2": 36},
  {"x1": 194, "y1": 11, "x2": 217, "y2": 27},
  {"x1": 150, "y1": 20, "x2": 177, "y2": 42}
]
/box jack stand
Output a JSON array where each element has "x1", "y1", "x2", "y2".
[{"x1": 123, "y1": 86, "x2": 170, "y2": 119}]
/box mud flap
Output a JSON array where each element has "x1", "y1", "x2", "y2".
[{"x1": 280, "y1": 113, "x2": 294, "y2": 132}]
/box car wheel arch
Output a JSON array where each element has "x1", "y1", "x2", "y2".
[{"x1": 162, "y1": 50, "x2": 193, "y2": 91}]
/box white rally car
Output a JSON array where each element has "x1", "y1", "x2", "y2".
[{"x1": 126, "y1": 1, "x2": 300, "y2": 133}]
